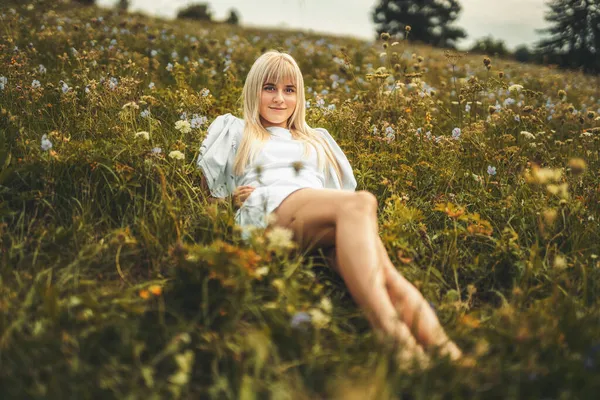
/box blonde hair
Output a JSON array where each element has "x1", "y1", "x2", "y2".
[{"x1": 232, "y1": 50, "x2": 343, "y2": 185}]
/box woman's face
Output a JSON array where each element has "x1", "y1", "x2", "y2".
[{"x1": 259, "y1": 79, "x2": 297, "y2": 128}]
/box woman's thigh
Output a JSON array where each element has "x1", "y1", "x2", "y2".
[{"x1": 270, "y1": 188, "x2": 358, "y2": 253}]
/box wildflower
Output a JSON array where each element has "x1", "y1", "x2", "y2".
[
  {"x1": 140, "y1": 109, "x2": 151, "y2": 118},
  {"x1": 148, "y1": 82, "x2": 155, "y2": 89},
  {"x1": 554, "y1": 254, "x2": 567, "y2": 270},
  {"x1": 508, "y1": 84, "x2": 523, "y2": 93},
  {"x1": 543, "y1": 209, "x2": 558, "y2": 226},
  {"x1": 38, "y1": 64, "x2": 47, "y2": 74},
  {"x1": 200, "y1": 88, "x2": 210, "y2": 97},
  {"x1": 290, "y1": 312, "x2": 311, "y2": 329},
  {"x1": 166, "y1": 63, "x2": 173, "y2": 72},
  {"x1": 190, "y1": 114, "x2": 208, "y2": 128},
  {"x1": 316, "y1": 98, "x2": 325, "y2": 108},
  {"x1": 122, "y1": 101, "x2": 139, "y2": 110},
  {"x1": 135, "y1": 131, "x2": 150, "y2": 140},
  {"x1": 41, "y1": 134, "x2": 53, "y2": 151},
  {"x1": 308, "y1": 308, "x2": 330, "y2": 328},
  {"x1": 514, "y1": 115, "x2": 521, "y2": 122},
  {"x1": 568, "y1": 158, "x2": 587, "y2": 175},
  {"x1": 305, "y1": 100, "x2": 310, "y2": 109},
  {"x1": 503, "y1": 98, "x2": 515, "y2": 107},
  {"x1": 152, "y1": 147, "x2": 162, "y2": 154},
  {"x1": 266, "y1": 226, "x2": 295, "y2": 251},
  {"x1": 31, "y1": 79, "x2": 41, "y2": 89},
  {"x1": 487, "y1": 165, "x2": 496, "y2": 176},
  {"x1": 150, "y1": 49, "x2": 158, "y2": 57},
  {"x1": 488, "y1": 105, "x2": 497, "y2": 114},
  {"x1": 149, "y1": 285, "x2": 162, "y2": 296},
  {"x1": 558, "y1": 89, "x2": 567, "y2": 99},
  {"x1": 465, "y1": 103, "x2": 471, "y2": 113},
  {"x1": 174, "y1": 120, "x2": 192, "y2": 134},
  {"x1": 452, "y1": 127, "x2": 461, "y2": 140},
  {"x1": 327, "y1": 104, "x2": 336, "y2": 111},
  {"x1": 520, "y1": 131, "x2": 535, "y2": 140},
  {"x1": 380, "y1": 32, "x2": 390, "y2": 41},
  {"x1": 171, "y1": 51, "x2": 178, "y2": 59},
  {"x1": 168, "y1": 150, "x2": 185, "y2": 160},
  {"x1": 405, "y1": 25, "x2": 411, "y2": 32},
  {"x1": 139, "y1": 289, "x2": 150, "y2": 299},
  {"x1": 109, "y1": 77, "x2": 118, "y2": 90},
  {"x1": 61, "y1": 82, "x2": 70, "y2": 93}
]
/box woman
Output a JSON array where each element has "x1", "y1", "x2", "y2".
[{"x1": 197, "y1": 50, "x2": 462, "y2": 366}]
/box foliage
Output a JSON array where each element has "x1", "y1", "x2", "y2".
[
  {"x1": 226, "y1": 9, "x2": 240, "y2": 25},
  {"x1": 176, "y1": 3, "x2": 213, "y2": 22},
  {"x1": 1, "y1": 0, "x2": 600, "y2": 398},
  {"x1": 372, "y1": 0, "x2": 467, "y2": 48},
  {"x1": 469, "y1": 36, "x2": 509, "y2": 57},
  {"x1": 535, "y1": 0, "x2": 600, "y2": 73}
]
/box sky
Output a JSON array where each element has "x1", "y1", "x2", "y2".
[{"x1": 97, "y1": 0, "x2": 550, "y2": 51}]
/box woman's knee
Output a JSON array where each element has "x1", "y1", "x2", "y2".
[{"x1": 340, "y1": 190, "x2": 378, "y2": 216}]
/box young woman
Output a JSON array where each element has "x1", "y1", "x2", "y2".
[{"x1": 197, "y1": 50, "x2": 462, "y2": 366}]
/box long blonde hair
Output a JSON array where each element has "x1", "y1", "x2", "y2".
[{"x1": 232, "y1": 50, "x2": 343, "y2": 185}]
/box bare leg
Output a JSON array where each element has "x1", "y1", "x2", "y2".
[
  {"x1": 323, "y1": 235, "x2": 462, "y2": 361},
  {"x1": 376, "y1": 238, "x2": 463, "y2": 360},
  {"x1": 330, "y1": 193, "x2": 428, "y2": 365}
]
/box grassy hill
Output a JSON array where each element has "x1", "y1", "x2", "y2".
[{"x1": 1, "y1": 0, "x2": 600, "y2": 398}]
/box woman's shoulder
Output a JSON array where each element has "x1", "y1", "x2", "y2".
[{"x1": 208, "y1": 113, "x2": 245, "y2": 135}]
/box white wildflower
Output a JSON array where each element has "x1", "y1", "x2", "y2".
[
  {"x1": 520, "y1": 131, "x2": 535, "y2": 140},
  {"x1": 265, "y1": 226, "x2": 295, "y2": 251},
  {"x1": 168, "y1": 150, "x2": 185, "y2": 160},
  {"x1": 174, "y1": 120, "x2": 192, "y2": 134},
  {"x1": 134, "y1": 131, "x2": 150, "y2": 140},
  {"x1": 508, "y1": 84, "x2": 523, "y2": 93},
  {"x1": 308, "y1": 308, "x2": 330, "y2": 328},
  {"x1": 41, "y1": 134, "x2": 53, "y2": 151}
]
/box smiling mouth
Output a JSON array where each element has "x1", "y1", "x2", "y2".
[{"x1": 270, "y1": 107, "x2": 287, "y2": 110}]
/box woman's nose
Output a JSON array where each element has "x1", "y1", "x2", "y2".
[{"x1": 273, "y1": 90, "x2": 284, "y2": 102}]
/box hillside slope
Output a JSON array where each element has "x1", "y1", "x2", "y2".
[{"x1": 1, "y1": 1, "x2": 600, "y2": 398}]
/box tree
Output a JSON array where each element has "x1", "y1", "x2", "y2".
[
  {"x1": 469, "y1": 36, "x2": 509, "y2": 57},
  {"x1": 72, "y1": 0, "x2": 95, "y2": 5},
  {"x1": 117, "y1": 0, "x2": 130, "y2": 12},
  {"x1": 535, "y1": 0, "x2": 599, "y2": 73},
  {"x1": 226, "y1": 9, "x2": 240, "y2": 25},
  {"x1": 176, "y1": 3, "x2": 213, "y2": 22},
  {"x1": 372, "y1": 0, "x2": 467, "y2": 48}
]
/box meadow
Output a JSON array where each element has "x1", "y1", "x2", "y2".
[{"x1": 1, "y1": 0, "x2": 600, "y2": 398}]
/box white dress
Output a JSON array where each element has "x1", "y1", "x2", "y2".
[{"x1": 197, "y1": 113, "x2": 357, "y2": 239}]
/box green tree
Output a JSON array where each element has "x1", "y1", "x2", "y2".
[
  {"x1": 117, "y1": 0, "x2": 130, "y2": 12},
  {"x1": 469, "y1": 36, "x2": 509, "y2": 57},
  {"x1": 176, "y1": 3, "x2": 213, "y2": 22},
  {"x1": 535, "y1": 0, "x2": 599, "y2": 73},
  {"x1": 72, "y1": 0, "x2": 95, "y2": 5},
  {"x1": 226, "y1": 9, "x2": 240, "y2": 25},
  {"x1": 372, "y1": 0, "x2": 467, "y2": 48}
]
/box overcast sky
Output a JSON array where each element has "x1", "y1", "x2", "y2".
[{"x1": 97, "y1": 0, "x2": 549, "y2": 51}]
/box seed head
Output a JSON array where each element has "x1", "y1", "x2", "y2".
[
  {"x1": 498, "y1": 71, "x2": 504, "y2": 78},
  {"x1": 587, "y1": 111, "x2": 596, "y2": 119},
  {"x1": 488, "y1": 106, "x2": 497, "y2": 114},
  {"x1": 522, "y1": 106, "x2": 533, "y2": 114},
  {"x1": 380, "y1": 32, "x2": 390, "y2": 41},
  {"x1": 483, "y1": 57, "x2": 491, "y2": 67},
  {"x1": 567, "y1": 105, "x2": 575, "y2": 113},
  {"x1": 405, "y1": 25, "x2": 411, "y2": 32},
  {"x1": 417, "y1": 56, "x2": 424, "y2": 63},
  {"x1": 382, "y1": 42, "x2": 388, "y2": 49},
  {"x1": 558, "y1": 89, "x2": 567, "y2": 99},
  {"x1": 485, "y1": 64, "x2": 492, "y2": 71}
]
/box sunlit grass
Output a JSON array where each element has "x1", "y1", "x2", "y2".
[{"x1": 1, "y1": 0, "x2": 600, "y2": 398}]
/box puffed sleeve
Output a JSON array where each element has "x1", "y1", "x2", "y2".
[
  {"x1": 315, "y1": 127, "x2": 357, "y2": 191},
  {"x1": 197, "y1": 113, "x2": 244, "y2": 198}
]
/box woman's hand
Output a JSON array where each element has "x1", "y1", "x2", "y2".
[{"x1": 232, "y1": 185, "x2": 256, "y2": 209}]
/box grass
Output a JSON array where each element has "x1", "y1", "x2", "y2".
[{"x1": 1, "y1": 0, "x2": 600, "y2": 398}]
